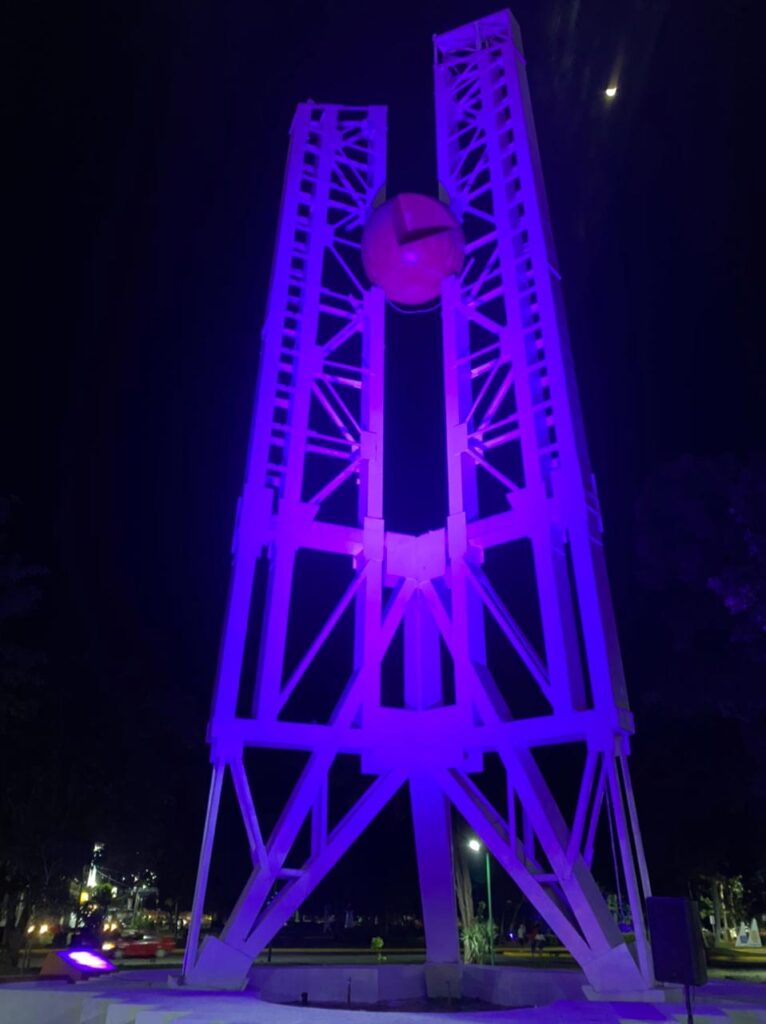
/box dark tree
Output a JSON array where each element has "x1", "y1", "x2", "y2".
[{"x1": 630, "y1": 455, "x2": 766, "y2": 896}]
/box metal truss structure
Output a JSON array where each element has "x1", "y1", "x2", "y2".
[{"x1": 184, "y1": 9, "x2": 653, "y2": 993}]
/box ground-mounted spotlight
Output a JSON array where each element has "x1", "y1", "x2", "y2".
[{"x1": 40, "y1": 948, "x2": 117, "y2": 981}]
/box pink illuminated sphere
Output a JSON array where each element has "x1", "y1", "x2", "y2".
[{"x1": 361, "y1": 193, "x2": 465, "y2": 305}]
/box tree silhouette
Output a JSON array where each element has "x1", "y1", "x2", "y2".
[{"x1": 631, "y1": 455, "x2": 766, "y2": 898}]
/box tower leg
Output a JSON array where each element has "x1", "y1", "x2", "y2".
[
  {"x1": 183, "y1": 761, "x2": 225, "y2": 979},
  {"x1": 404, "y1": 594, "x2": 460, "y2": 964},
  {"x1": 411, "y1": 773, "x2": 460, "y2": 964}
]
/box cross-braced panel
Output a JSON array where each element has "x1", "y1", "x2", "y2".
[{"x1": 208, "y1": 103, "x2": 387, "y2": 736}]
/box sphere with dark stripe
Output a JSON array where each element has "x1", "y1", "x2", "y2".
[{"x1": 362, "y1": 193, "x2": 465, "y2": 306}]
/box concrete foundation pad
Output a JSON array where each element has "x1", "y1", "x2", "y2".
[
  {"x1": 583, "y1": 986, "x2": 671, "y2": 1004},
  {"x1": 463, "y1": 964, "x2": 586, "y2": 1006},
  {"x1": 424, "y1": 964, "x2": 462, "y2": 1000},
  {"x1": 183, "y1": 935, "x2": 254, "y2": 990},
  {"x1": 580, "y1": 944, "x2": 650, "y2": 996}
]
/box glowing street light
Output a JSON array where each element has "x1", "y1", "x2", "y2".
[
  {"x1": 605, "y1": 86, "x2": 618, "y2": 99},
  {"x1": 467, "y1": 838, "x2": 495, "y2": 966}
]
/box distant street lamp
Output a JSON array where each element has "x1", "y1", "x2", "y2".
[{"x1": 468, "y1": 838, "x2": 495, "y2": 966}]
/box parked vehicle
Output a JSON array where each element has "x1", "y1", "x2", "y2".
[{"x1": 102, "y1": 933, "x2": 175, "y2": 959}]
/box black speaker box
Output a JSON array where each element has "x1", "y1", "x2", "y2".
[{"x1": 646, "y1": 896, "x2": 707, "y2": 986}]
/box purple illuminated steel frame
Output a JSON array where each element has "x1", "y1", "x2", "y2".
[{"x1": 184, "y1": 10, "x2": 653, "y2": 992}]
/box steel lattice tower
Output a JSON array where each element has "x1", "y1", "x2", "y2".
[{"x1": 184, "y1": 9, "x2": 653, "y2": 992}]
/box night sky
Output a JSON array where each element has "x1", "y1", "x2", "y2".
[{"x1": 5, "y1": 0, "x2": 762, "y2": 919}]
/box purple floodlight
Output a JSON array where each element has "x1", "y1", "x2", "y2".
[
  {"x1": 183, "y1": 7, "x2": 654, "y2": 996},
  {"x1": 60, "y1": 949, "x2": 116, "y2": 973}
]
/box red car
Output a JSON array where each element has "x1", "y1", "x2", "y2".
[{"x1": 102, "y1": 933, "x2": 175, "y2": 959}]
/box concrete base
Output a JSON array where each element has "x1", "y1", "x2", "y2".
[
  {"x1": 463, "y1": 963, "x2": 586, "y2": 1005},
  {"x1": 183, "y1": 934, "x2": 253, "y2": 990},
  {"x1": 584, "y1": 985, "x2": 671, "y2": 1003},
  {"x1": 424, "y1": 963, "x2": 462, "y2": 1000},
  {"x1": 253, "y1": 963, "x2": 428, "y2": 1004},
  {"x1": 582, "y1": 943, "x2": 651, "y2": 995},
  {"x1": 251, "y1": 962, "x2": 581, "y2": 1007}
]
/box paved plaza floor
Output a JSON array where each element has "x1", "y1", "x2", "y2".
[{"x1": 0, "y1": 965, "x2": 764, "y2": 1024}]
